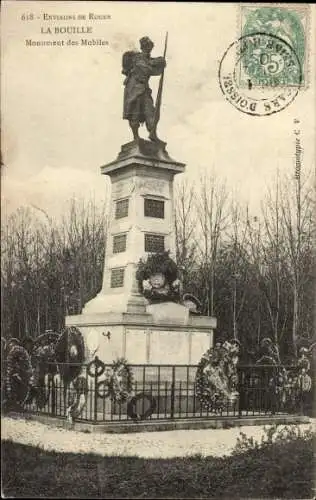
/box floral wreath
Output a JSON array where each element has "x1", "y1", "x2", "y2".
[
  {"x1": 195, "y1": 352, "x2": 226, "y2": 412},
  {"x1": 66, "y1": 376, "x2": 89, "y2": 424},
  {"x1": 4, "y1": 344, "x2": 33, "y2": 409},
  {"x1": 195, "y1": 342, "x2": 239, "y2": 412},
  {"x1": 96, "y1": 357, "x2": 134, "y2": 403},
  {"x1": 55, "y1": 326, "x2": 85, "y2": 384},
  {"x1": 136, "y1": 251, "x2": 180, "y2": 303},
  {"x1": 127, "y1": 393, "x2": 157, "y2": 421},
  {"x1": 254, "y1": 340, "x2": 313, "y2": 406},
  {"x1": 31, "y1": 331, "x2": 60, "y2": 351}
]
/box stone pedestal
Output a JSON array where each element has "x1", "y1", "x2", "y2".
[
  {"x1": 66, "y1": 140, "x2": 216, "y2": 365},
  {"x1": 66, "y1": 308, "x2": 216, "y2": 365}
]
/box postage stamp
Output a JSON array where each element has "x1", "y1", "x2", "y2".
[
  {"x1": 218, "y1": 33, "x2": 302, "y2": 116},
  {"x1": 218, "y1": 4, "x2": 309, "y2": 116},
  {"x1": 239, "y1": 4, "x2": 310, "y2": 87}
]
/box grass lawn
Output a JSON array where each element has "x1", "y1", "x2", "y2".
[{"x1": 2, "y1": 437, "x2": 314, "y2": 498}]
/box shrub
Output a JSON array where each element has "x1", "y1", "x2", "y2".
[{"x1": 233, "y1": 423, "x2": 314, "y2": 455}]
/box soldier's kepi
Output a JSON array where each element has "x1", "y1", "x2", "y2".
[{"x1": 122, "y1": 35, "x2": 168, "y2": 142}]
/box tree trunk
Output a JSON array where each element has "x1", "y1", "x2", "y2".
[{"x1": 292, "y1": 284, "x2": 299, "y2": 357}]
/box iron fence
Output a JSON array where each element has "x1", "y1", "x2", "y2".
[{"x1": 23, "y1": 360, "x2": 307, "y2": 423}]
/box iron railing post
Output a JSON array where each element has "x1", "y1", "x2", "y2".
[
  {"x1": 170, "y1": 366, "x2": 175, "y2": 419},
  {"x1": 238, "y1": 366, "x2": 242, "y2": 418},
  {"x1": 51, "y1": 375, "x2": 56, "y2": 416},
  {"x1": 299, "y1": 374, "x2": 304, "y2": 415},
  {"x1": 94, "y1": 356, "x2": 98, "y2": 422}
]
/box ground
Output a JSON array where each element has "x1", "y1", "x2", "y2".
[
  {"x1": 2, "y1": 416, "x2": 315, "y2": 499},
  {"x1": 2, "y1": 416, "x2": 313, "y2": 458}
]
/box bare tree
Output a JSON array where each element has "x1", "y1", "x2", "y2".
[
  {"x1": 246, "y1": 167, "x2": 314, "y2": 358},
  {"x1": 260, "y1": 171, "x2": 285, "y2": 346},
  {"x1": 227, "y1": 199, "x2": 249, "y2": 340},
  {"x1": 174, "y1": 178, "x2": 197, "y2": 291},
  {"x1": 246, "y1": 175, "x2": 288, "y2": 351},
  {"x1": 1, "y1": 196, "x2": 109, "y2": 339},
  {"x1": 61, "y1": 197, "x2": 109, "y2": 313},
  {"x1": 280, "y1": 169, "x2": 314, "y2": 356},
  {"x1": 195, "y1": 174, "x2": 229, "y2": 316}
]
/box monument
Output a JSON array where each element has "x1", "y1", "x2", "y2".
[{"x1": 66, "y1": 35, "x2": 216, "y2": 365}]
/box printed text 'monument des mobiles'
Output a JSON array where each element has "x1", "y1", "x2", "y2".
[{"x1": 25, "y1": 39, "x2": 109, "y2": 47}]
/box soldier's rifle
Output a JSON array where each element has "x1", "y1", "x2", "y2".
[{"x1": 152, "y1": 32, "x2": 168, "y2": 134}]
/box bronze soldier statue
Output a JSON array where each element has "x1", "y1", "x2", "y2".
[{"x1": 122, "y1": 36, "x2": 166, "y2": 142}]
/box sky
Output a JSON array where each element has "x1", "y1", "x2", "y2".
[{"x1": 1, "y1": 1, "x2": 315, "y2": 220}]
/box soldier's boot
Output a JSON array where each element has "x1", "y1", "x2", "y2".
[
  {"x1": 129, "y1": 121, "x2": 140, "y2": 141},
  {"x1": 146, "y1": 113, "x2": 160, "y2": 142},
  {"x1": 148, "y1": 129, "x2": 159, "y2": 142}
]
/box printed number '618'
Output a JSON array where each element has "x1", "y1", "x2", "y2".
[{"x1": 21, "y1": 13, "x2": 34, "y2": 21}]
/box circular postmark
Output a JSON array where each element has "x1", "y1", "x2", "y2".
[{"x1": 219, "y1": 33, "x2": 302, "y2": 116}]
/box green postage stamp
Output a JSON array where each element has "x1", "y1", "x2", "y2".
[{"x1": 239, "y1": 4, "x2": 309, "y2": 87}]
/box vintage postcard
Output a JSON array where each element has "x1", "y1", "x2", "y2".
[{"x1": 1, "y1": 1, "x2": 315, "y2": 499}]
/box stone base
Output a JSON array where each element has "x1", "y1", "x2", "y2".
[
  {"x1": 82, "y1": 292, "x2": 148, "y2": 315},
  {"x1": 113, "y1": 138, "x2": 184, "y2": 166},
  {"x1": 146, "y1": 302, "x2": 189, "y2": 326},
  {"x1": 21, "y1": 412, "x2": 311, "y2": 435},
  {"x1": 66, "y1": 309, "x2": 216, "y2": 365},
  {"x1": 101, "y1": 138, "x2": 185, "y2": 175}
]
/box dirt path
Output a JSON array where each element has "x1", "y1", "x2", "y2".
[{"x1": 2, "y1": 416, "x2": 314, "y2": 459}]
